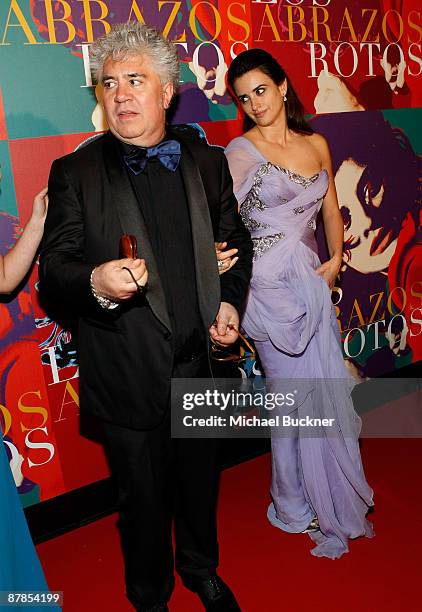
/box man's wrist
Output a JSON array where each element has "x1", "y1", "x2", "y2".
[{"x1": 90, "y1": 268, "x2": 119, "y2": 310}]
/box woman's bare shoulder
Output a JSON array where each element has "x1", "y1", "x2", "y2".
[
  {"x1": 307, "y1": 131, "x2": 329, "y2": 151},
  {"x1": 306, "y1": 132, "x2": 331, "y2": 165}
]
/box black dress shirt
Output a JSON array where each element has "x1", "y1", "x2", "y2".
[{"x1": 119, "y1": 138, "x2": 205, "y2": 357}]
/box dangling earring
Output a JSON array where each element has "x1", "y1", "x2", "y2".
[{"x1": 283, "y1": 93, "x2": 287, "y2": 102}]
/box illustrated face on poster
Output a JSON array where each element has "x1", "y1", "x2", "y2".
[
  {"x1": 312, "y1": 76, "x2": 420, "y2": 277},
  {"x1": 335, "y1": 158, "x2": 396, "y2": 274},
  {"x1": 311, "y1": 102, "x2": 420, "y2": 371}
]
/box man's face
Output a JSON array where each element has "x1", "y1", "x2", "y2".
[{"x1": 101, "y1": 54, "x2": 173, "y2": 147}]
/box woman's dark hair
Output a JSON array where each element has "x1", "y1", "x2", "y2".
[{"x1": 227, "y1": 48, "x2": 313, "y2": 135}]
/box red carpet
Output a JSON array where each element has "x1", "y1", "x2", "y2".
[{"x1": 37, "y1": 440, "x2": 422, "y2": 611}]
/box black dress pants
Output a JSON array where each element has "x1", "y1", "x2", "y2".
[{"x1": 102, "y1": 354, "x2": 219, "y2": 610}]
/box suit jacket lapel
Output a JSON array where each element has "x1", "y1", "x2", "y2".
[
  {"x1": 102, "y1": 134, "x2": 171, "y2": 332},
  {"x1": 179, "y1": 142, "x2": 221, "y2": 327}
]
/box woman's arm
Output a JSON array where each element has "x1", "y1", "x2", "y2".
[
  {"x1": 0, "y1": 187, "x2": 48, "y2": 294},
  {"x1": 314, "y1": 134, "x2": 343, "y2": 289}
]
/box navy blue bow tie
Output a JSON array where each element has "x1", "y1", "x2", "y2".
[{"x1": 123, "y1": 140, "x2": 181, "y2": 175}]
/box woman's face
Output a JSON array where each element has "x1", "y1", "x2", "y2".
[
  {"x1": 233, "y1": 68, "x2": 285, "y2": 127},
  {"x1": 335, "y1": 159, "x2": 396, "y2": 273}
]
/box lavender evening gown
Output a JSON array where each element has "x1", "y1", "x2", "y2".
[{"x1": 225, "y1": 136, "x2": 374, "y2": 559}]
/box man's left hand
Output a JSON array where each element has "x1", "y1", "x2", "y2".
[{"x1": 209, "y1": 302, "x2": 239, "y2": 346}]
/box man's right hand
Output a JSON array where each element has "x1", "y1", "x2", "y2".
[{"x1": 91, "y1": 258, "x2": 148, "y2": 301}]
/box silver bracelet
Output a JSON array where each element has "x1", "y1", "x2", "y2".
[{"x1": 90, "y1": 268, "x2": 119, "y2": 310}]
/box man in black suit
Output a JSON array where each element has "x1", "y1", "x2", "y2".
[{"x1": 39, "y1": 22, "x2": 252, "y2": 612}]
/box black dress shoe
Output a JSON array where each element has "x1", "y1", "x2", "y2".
[{"x1": 182, "y1": 573, "x2": 241, "y2": 611}]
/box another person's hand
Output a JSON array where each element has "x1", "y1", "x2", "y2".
[
  {"x1": 31, "y1": 187, "x2": 49, "y2": 224},
  {"x1": 215, "y1": 241, "x2": 238, "y2": 275},
  {"x1": 92, "y1": 258, "x2": 148, "y2": 301},
  {"x1": 381, "y1": 55, "x2": 406, "y2": 90},
  {"x1": 396, "y1": 56, "x2": 406, "y2": 89},
  {"x1": 315, "y1": 256, "x2": 341, "y2": 290},
  {"x1": 188, "y1": 60, "x2": 228, "y2": 101},
  {"x1": 209, "y1": 302, "x2": 239, "y2": 346},
  {"x1": 213, "y1": 61, "x2": 229, "y2": 97}
]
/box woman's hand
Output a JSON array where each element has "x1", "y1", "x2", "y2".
[
  {"x1": 31, "y1": 187, "x2": 49, "y2": 224},
  {"x1": 215, "y1": 241, "x2": 238, "y2": 275},
  {"x1": 315, "y1": 255, "x2": 341, "y2": 290}
]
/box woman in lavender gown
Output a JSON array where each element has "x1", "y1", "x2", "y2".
[{"x1": 225, "y1": 49, "x2": 374, "y2": 559}]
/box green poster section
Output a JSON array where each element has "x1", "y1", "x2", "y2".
[{"x1": 0, "y1": 141, "x2": 18, "y2": 216}]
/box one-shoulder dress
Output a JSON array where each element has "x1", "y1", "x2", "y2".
[{"x1": 225, "y1": 136, "x2": 374, "y2": 559}]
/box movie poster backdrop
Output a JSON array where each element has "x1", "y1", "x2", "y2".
[{"x1": 0, "y1": 0, "x2": 420, "y2": 504}]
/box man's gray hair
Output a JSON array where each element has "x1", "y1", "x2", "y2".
[{"x1": 90, "y1": 22, "x2": 180, "y2": 91}]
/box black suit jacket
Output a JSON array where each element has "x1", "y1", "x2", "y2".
[{"x1": 39, "y1": 129, "x2": 252, "y2": 430}]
